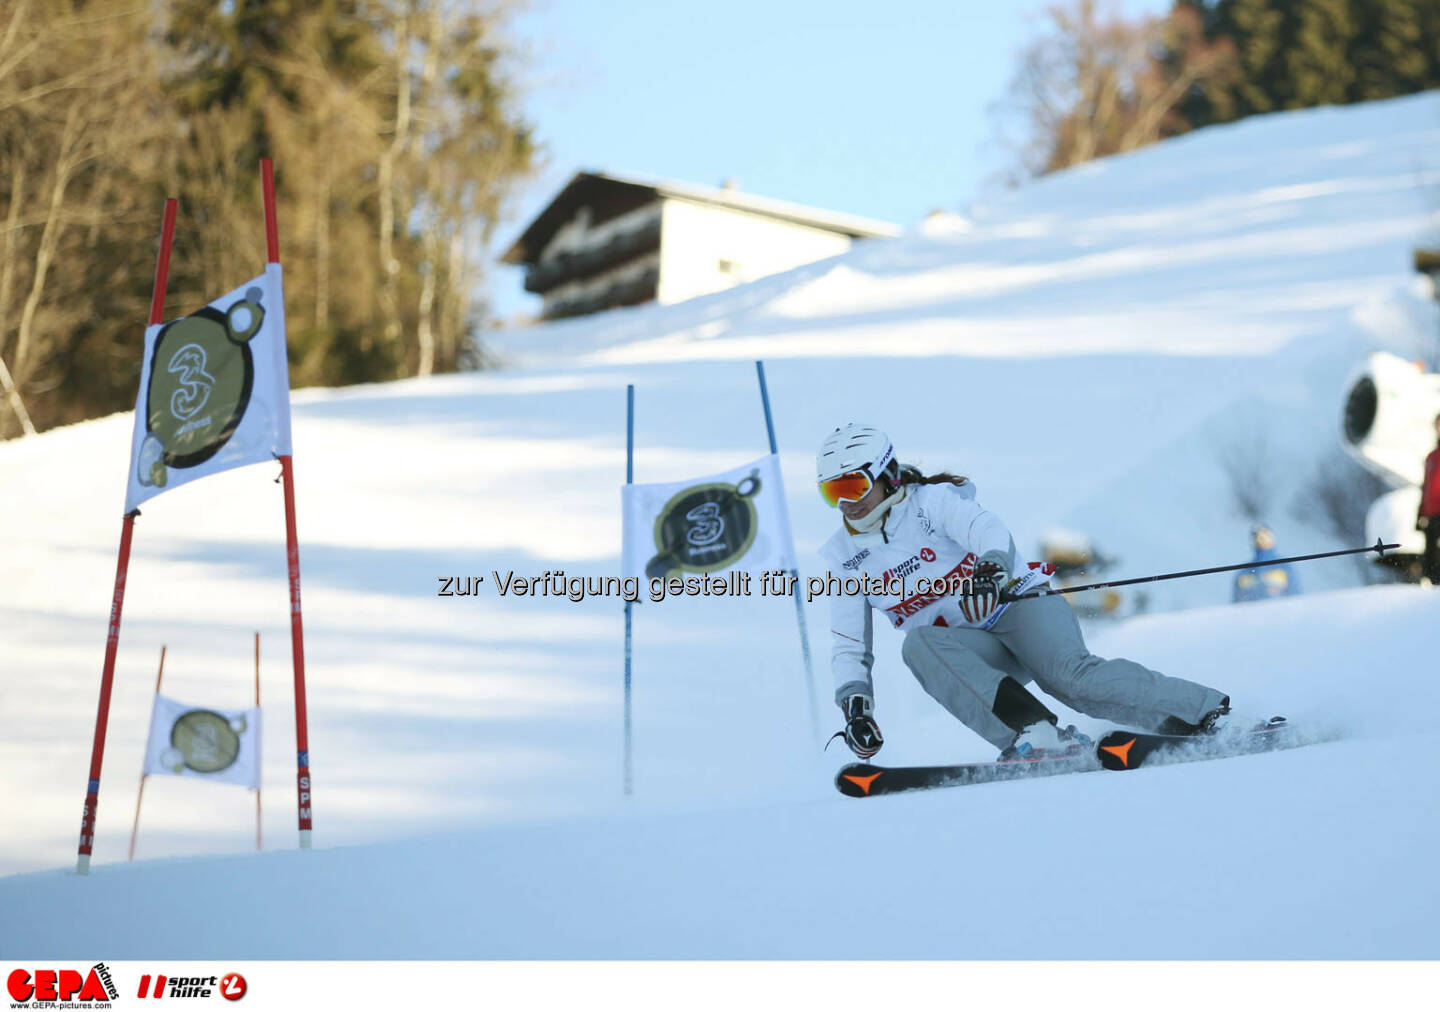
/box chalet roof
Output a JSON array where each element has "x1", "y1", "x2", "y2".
[{"x1": 501, "y1": 171, "x2": 901, "y2": 266}]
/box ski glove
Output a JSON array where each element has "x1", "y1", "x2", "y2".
[
  {"x1": 839, "y1": 694, "x2": 883, "y2": 759},
  {"x1": 959, "y1": 560, "x2": 1008, "y2": 624}
]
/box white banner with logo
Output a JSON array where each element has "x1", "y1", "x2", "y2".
[
  {"x1": 124, "y1": 264, "x2": 293, "y2": 513},
  {"x1": 621, "y1": 453, "x2": 797, "y2": 583},
  {"x1": 12, "y1": 960, "x2": 1423, "y2": 1007},
  {"x1": 142, "y1": 694, "x2": 262, "y2": 789}
]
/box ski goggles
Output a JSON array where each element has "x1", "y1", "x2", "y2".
[{"x1": 818, "y1": 469, "x2": 875, "y2": 507}]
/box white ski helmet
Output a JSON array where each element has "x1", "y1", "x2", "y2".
[{"x1": 816, "y1": 423, "x2": 897, "y2": 488}]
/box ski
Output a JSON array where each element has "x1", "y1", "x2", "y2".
[
  {"x1": 835, "y1": 743, "x2": 1098, "y2": 797},
  {"x1": 836, "y1": 718, "x2": 1314, "y2": 796},
  {"x1": 1094, "y1": 716, "x2": 1293, "y2": 771}
]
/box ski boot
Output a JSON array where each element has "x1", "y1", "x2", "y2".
[
  {"x1": 1155, "y1": 696, "x2": 1231, "y2": 737},
  {"x1": 998, "y1": 720, "x2": 1089, "y2": 761}
]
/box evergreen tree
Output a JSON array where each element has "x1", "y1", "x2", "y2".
[
  {"x1": 1219, "y1": 0, "x2": 1290, "y2": 118},
  {"x1": 1351, "y1": 0, "x2": 1431, "y2": 100},
  {"x1": 162, "y1": 0, "x2": 396, "y2": 383},
  {"x1": 1287, "y1": 0, "x2": 1358, "y2": 106},
  {"x1": 1174, "y1": 0, "x2": 1440, "y2": 129}
]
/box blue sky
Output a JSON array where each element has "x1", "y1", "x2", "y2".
[{"x1": 489, "y1": 0, "x2": 1171, "y2": 320}]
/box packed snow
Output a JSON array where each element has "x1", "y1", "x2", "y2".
[{"x1": 3, "y1": 93, "x2": 1440, "y2": 968}]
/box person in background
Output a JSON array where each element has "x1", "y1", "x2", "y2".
[
  {"x1": 1233, "y1": 523, "x2": 1299, "y2": 603},
  {"x1": 1419, "y1": 412, "x2": 1440, "y2": 586}
]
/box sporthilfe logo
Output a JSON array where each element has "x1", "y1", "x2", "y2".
[
  {"x1": 882, "y1": 547, "x2": 938, "y2": 585},
  {"x1": 135, "y1": 972, "x2": 246, "y2": 999}
]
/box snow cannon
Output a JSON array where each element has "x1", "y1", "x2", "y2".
[
  {"x1": 1340, "y1": 351, "x2": 1440, "y2": 489},
  {"x1": 1340, "y1": 351, "x2": 1440, "y2": 573}
]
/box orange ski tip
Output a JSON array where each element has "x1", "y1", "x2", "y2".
[
  {"x1": 841, "y1": 771, "x2": 883, "y2": 795},
  {"x1": 1101, "y1": 736, "x2": 1138, "y2": 767}
]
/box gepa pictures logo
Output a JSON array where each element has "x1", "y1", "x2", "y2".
[{"x1": 7, "y1": 964, "x2": 118, "y2": 1005}]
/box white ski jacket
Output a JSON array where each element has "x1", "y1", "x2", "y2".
[{"x1": 817, "y1": 480, "x2": 1052, "y2": 706}]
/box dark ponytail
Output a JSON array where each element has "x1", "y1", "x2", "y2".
[{"x1": 895, "y1": 463, "x2": 969, "y2": 489}]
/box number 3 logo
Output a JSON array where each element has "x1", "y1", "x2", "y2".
[{"x1": 166, "y1": 343, "x2": 216, "y2": 420}]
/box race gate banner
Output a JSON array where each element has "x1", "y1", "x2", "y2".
[
  {"x1": 142, "y1": 694, "x2": 262, "y2": 789},
  {"x1": 621, "y1": 453, "x2": 798, "y2": 583},
  {"x1": 124, "y1": 264, "x2": 293, "y2": 513}
]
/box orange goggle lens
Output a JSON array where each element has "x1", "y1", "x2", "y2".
[{"x1": 818, "y1": 470, "x2": 873, "y2": 507}]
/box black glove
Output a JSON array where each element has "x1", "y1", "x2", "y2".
[
  {"x1": 959, "y1": 560, "x2": 1008, "y2": 623},
  {"x1": 839, "y1": 694, "x2": 883, "y2": 759}
]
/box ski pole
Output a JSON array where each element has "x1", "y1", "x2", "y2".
[{"x1": 1001, "y1": 539, "x2": 1400, "y2": 601}]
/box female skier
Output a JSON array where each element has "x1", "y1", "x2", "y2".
[{"x1": 816, "y1": 423, "x2": 1231, "y2": 761}]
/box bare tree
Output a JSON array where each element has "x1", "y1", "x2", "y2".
[
  {"x1": 0, "y1": 0, "x2": 168, "y2": 438},
  {"x1": 999, "y1": 0, "x2": 1235, "y2": 178},
  {"x1": 0, "y1": 351, "x2": 35, "y2": 435},
  {"x1": 1215, "y1": 423, "x2": 1278, "y2": 522},
  {"x1": 367, "y1": 0, "x2": 534, "y2": 376},
  {"x1": 377, "y1": 2, "x2": 416, "y2": 356}
]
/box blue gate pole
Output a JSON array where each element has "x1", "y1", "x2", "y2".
[
  {"x1": 624, "y1": 384, "x2": 635, "y2": 794},
  {"x1": 755, "y1": 361, "x2": 820, "y2": 744}
]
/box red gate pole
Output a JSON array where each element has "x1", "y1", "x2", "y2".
[
  {"x1": 77, "y1": 198, "x2": 176, "y2": 874},
  {"x1": 261, "y1": 158, "x2": 313, "y2": 849}
]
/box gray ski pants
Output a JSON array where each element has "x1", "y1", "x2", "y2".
[{"x1": 900, "y1": 596, "x2": 1227, "y2": 750}]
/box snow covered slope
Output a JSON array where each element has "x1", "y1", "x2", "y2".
[
  {"x1": 3, "y1": 586, "x2": 1439, "y2": 960},
  {"x1": 2, "y1": 93, "x2": 1439, "y2": 960}
]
